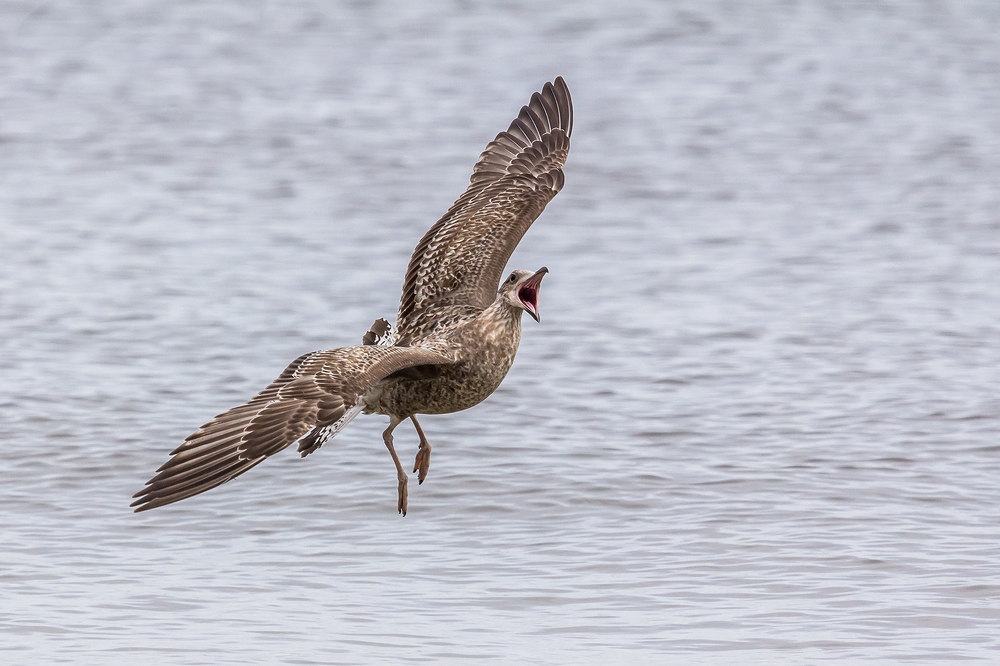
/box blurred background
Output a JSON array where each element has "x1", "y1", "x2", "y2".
[{"x1": 2, "y1": 1, "x2": 999, "y2": 663}]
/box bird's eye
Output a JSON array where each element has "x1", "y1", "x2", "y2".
[{"x1": 508, "y1": 273, "x2": 517, "y2": 283}]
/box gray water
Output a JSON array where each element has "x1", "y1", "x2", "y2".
[{"x1": 2, "y1": 1, "x2": 1000, "y2": 663}]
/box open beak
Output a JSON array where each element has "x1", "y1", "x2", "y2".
[{"x1": 517, "y1": 266, "x2": 548, "y2": 322}]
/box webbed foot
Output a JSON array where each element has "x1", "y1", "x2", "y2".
[{"x1": 413, "y1": 443, "x2": 431, "y2": 485}]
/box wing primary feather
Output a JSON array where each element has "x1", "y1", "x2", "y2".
[
  {"x1": 141, "y1": 452, "x2": 254, "y2": 498},
  {"x1": 132, "y1": 458, "x2": 266, "y2": 512},
  {"x1": 522, "y1": 101, "x2": 549, "y2": 137},
  {"x1": 553, "y1": 76, "x2": 573, "y2": 137},
  {"x1": 496, "y1": 131, "x2": 528, "y2": 150},
  {"x1": 507, "y1": 118, "x2": 534, "y2": 146},
  {"x1": 528, "y1": 92, "x2": 550, "y2": 132},
  {"x1": 153, "y1": 441, "x2": 243, "y2": 478},
  {"x1": 172, "y1": 421, "x2": 253, "y2": 453},
  {"x1": 538, "y1": 84, "x2": 560, "y2": 130}
]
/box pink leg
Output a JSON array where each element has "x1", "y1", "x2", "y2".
[{"x1": 382, "y1": 417, "x2": 408, "y2": 516}]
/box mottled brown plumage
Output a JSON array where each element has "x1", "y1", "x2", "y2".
[{"x1": 132, "y1": 78, "x2": 572, "y2": 514}]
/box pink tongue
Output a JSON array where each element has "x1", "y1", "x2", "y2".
[{"x1": 520, "y1": 287, "x2": 537, "y2": 310}]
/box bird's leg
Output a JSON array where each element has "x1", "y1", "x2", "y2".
[
  {"x1": 410, "y1": 415, "x2": 431, "y2": 485},
  {"x1": 382, "y1": 417, "x2": 408, "y2": 516}
]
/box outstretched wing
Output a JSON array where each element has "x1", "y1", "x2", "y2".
[
  {"x1": 395, "y1": 77, "x2": 573, "y2": 344},
  {"x1": 131, "y1": 345, "x2": 452, "y2": 512}
]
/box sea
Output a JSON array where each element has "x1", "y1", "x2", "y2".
[{"x1": 2, "y1": 1, "x2": 999, "y2": 663}]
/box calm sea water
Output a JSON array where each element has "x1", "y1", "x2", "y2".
[{"x1": 2, "y1": 1, "x2": 999, "y2": 663}]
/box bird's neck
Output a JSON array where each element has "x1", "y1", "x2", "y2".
[{"x1": 476, "y1": 296, "x2": 523, "y2": 343}]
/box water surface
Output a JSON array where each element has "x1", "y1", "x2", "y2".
[{"x1": 2, "y1": 1, "x2": 999, "y2": 663}]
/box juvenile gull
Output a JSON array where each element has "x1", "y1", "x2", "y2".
[{"x1": 132, "y1": 78, "x2": 573, "y2": 515}]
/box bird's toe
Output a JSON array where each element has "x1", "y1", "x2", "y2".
[
  {"x1": 413, "y1": 447, "x2": 431, "y2": 484},
  {"x1": 397, "y1": 475, "x2": 408, "y2": 516}
]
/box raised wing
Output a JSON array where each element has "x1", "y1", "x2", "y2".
[
  {"x1": 131, "y1": 345, "x2": 452, "y2": 512},
  {"x1": 395, "y1": 77, "x2": 573, "y2": 344}
]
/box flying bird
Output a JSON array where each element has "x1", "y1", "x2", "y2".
[{"x1": 132, "y1": 78, "x2": 573, "y2": 515}]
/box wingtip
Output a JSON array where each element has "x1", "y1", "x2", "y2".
[
  {"x1": 551, "y1": 76, "x2": 573, "y2": 139},
  {"x1": 131, "y1": 487, "x2": 156, "y2": 511}
]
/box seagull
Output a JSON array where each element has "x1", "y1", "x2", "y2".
[{"x1": 132, "y1": 78, "x2": 573, "y2": 515}]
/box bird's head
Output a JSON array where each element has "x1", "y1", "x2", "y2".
[{"x1": 499, "y1": 267, "x2": 548, "y2": 322}]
